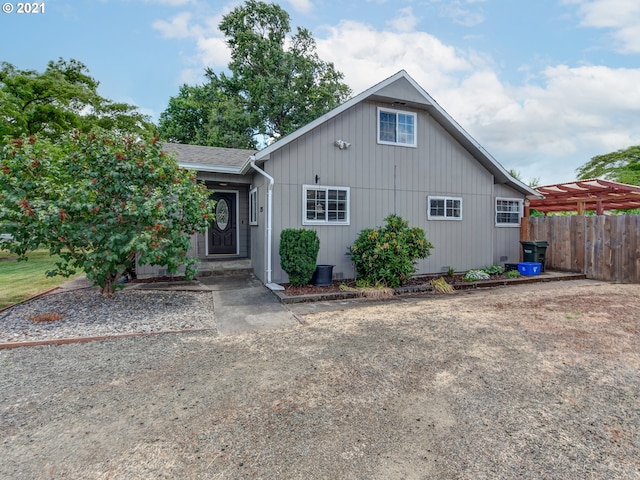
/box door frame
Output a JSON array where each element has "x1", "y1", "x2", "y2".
[{"x1": 206, "y1": 190, "x2": 240, "y2": 256}]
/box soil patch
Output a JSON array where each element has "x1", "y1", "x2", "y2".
[{"x1": 1, "y1": 280, "x2": 639, "y2": 479}]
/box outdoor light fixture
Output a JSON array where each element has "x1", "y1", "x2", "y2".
[{"x1": 334, "y1": 139, "x2": 351, "y2": 150}]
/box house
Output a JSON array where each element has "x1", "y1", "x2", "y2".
[{"x1": 137, "y1": 70, "x2": 541, "y2": 285}]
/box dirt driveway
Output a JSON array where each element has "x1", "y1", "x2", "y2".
[{"x1": 2, "y1": 279, "x2": 639, "y2": 479}]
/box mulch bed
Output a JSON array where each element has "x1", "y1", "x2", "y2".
[{"x1": 282, "y1": 273, "x2": 510, "y2": 296}]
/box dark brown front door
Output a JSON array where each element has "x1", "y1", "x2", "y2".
[{"x1": 208, "y1": 192, "x2": 237, "y2": 255}]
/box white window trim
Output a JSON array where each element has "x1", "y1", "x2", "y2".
[
  {"x1": 427, "y1": 196, "x2": 463, "y2": 221},
  {"x1": 302, "y1": 185, "x2": 350, "y2": 225},
  {"x1": 249, "y1": 188, "x2": 258, "y2": 226},
  {"x1": 377, "y1": 107, "x2": 417, "y2": 148},
  {"x1": 495, "y1": 197, "x2": 523, "y2": 227}
]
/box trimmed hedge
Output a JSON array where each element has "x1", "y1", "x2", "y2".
[{"x1": 279, "y1": 229, "x2": 320, "y2": 286}]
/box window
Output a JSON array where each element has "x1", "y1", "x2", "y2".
[
  {"x1": 303, "y1": 185, "x2": 350, "y2": 225},
  {"x1": 378, "y1": 108, "x2": 417, "y2": 147},
  {"x1": 496, "y1": 198, "x2": 522, "y2": 226},
  {"x1": 428, "y1": 196, "x2": 462, "y2": 220},
  {"x1": 249, "y1": 188, "x2": 258, "y2": 225}
]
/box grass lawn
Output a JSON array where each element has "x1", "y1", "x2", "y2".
[{"x1": 0, "y1": 249, "x2": 83, "y2": 309}]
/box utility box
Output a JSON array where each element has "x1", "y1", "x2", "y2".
[{"x1": 520, "y1": 241, "x2": 549, "y2": 272}]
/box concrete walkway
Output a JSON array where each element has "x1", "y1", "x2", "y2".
[{"x1": 195, "y1": 274, "x2": 298, "y2": 335}]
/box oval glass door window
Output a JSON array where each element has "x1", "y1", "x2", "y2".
[{"x1": 216, "y1": 199, "x2": 229, "y2": 230}]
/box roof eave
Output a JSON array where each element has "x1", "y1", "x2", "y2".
[{"x1": 178, "y1": 163, "x2": 243, "y2": 175}]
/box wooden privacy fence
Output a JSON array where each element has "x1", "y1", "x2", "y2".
[{"x1": 524, "y1": 215, "x2": 640, "y2": 283}]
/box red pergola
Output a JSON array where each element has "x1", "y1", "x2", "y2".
[{"x1": 528, "y1": 179, "x2": 640, "y2": 215}]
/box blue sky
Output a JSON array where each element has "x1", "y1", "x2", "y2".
[{"x1": 2, "y1": 0, "x2": 640, "y2": 185}]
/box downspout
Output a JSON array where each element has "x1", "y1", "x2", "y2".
[{"x1": 249, "y1": 158, "x2": 281, "y2": 289}]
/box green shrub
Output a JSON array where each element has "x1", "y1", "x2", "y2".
[
  {"x1": 463, "y1": 269, "x2": 490, "y2": 282},
  {"x1": 505, "y1": 269, "x2": 520, "y2": 279},
  {"x1": 482, "y1": 264, "x2": 504, "y2": 275},
  {"x1": 346, "y1": 214, "x2": 433, "y2": 288},
  {"x1": 279, "y1": 229, "x2": 320, "y2": 286}
]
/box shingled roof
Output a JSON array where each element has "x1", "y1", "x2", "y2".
[{"x1": 163, "y1": 143, "x2": 256, "y2": 173}]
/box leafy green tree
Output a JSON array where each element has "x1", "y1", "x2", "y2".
[
  {"x1": 576, "y1": 145, "x2": 640, "y2": 185},
  {"x1": 159, "y1": 0, "x2": 351, "y2": 147},
  {"x1": 0, "y1": 131, "x2": 214, "y2": 296},
  {"x1": 0, "y1": 58, "x2": 154, "y2": 147},
  {"x1": 158, "y1": 82, "x2": 257, "y2": 149},
  {"x1": 508, "y1": 168, "x2": 540, "y2": 188}
]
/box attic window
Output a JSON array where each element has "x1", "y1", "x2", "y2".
[{"x1": 378, "y1": 107, "x2": 416, "y2": 147}]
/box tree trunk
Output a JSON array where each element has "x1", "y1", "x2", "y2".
[{"x1": 100, "y1": 274, "x2": 118, "y2": 296}]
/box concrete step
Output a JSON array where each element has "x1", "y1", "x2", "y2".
[{"x1": 196, "y1": 258, "x2": 253, "y2": 277}]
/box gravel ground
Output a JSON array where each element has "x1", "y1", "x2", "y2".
[
  {"x1": 0, "y1": 288, "x2": 216, "y2": 343},
  {"x1": 1, "y1": 280, "x2": 640, "y2": 479}
]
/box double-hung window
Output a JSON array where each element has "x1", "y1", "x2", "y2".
[
  {"x1": 428, "y1": 196, "x2": 462, "y2": 220},
  {"x1": 495, "y1": 198, "x2": 522, "y2": 226},
  {"x1": 378, "y1": 108, "x2": 417, "y2": 147},
  {"x1": 249, "y1": 188, "x2": 258, "y2": 225},
  {"x1": 303, "y1": 185, "x2": 350, "y2": 225}
]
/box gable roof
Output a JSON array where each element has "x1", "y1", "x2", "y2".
[
  {"x1": 163, "y1": 143, "x2": 256, "y2": 174},
  {"x1": 253, "y1": 70, "x2": 541, "y2": 198}
]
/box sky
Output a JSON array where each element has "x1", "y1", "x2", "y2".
[{"x1": 1, "y1": 0, "x2": 640, "y2": 186}]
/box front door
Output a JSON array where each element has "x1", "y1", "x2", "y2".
[{"x1": 208, "y1": 192, "x2": 238, "y2": 255}]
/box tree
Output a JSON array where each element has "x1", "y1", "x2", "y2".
[
  {"x1": 158, "y1": 0, "x2": 351, "y2": 147},
  {"x1": 0, "y1": 131, "x2": 214, "y2": 296},
  {"x1": 508, "y1": 168, "x2": 540, "y2": 188},
  {"x1": 576, "y1": 145, "x2": 640, "y2": 185},
  {"x1": 0, "y1": 58, "x2": 155, "y2": 147},
  {"x1": 158, "y1": 82, "x2": 257, "y2": 149}
]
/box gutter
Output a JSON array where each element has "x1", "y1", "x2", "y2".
[{"x1": 249, "y1": 158, "x2": 282, "y2": 290}]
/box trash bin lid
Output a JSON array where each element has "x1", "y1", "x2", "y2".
[{"x1": 520, "y1": 240, "x2": 548, "y2": 247}]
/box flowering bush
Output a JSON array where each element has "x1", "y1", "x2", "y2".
[{"x1": 347, "y1": 214, "x2": 433, "y2": 288}]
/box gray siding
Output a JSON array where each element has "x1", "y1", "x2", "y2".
[
  {"x1": 263, "y1": 100, "x2": 517, "y2": 283},
  {"x1": 250, "y1": 175, "x2": 268, "y2": 282},
  {"x1": 493, "y1": 183, "x2": 525, "y2": 265}
]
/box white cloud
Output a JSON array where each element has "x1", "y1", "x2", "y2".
[
  {"x1": 317, "y1": 20, "x2": 473, "y2": 95},
  {"x1": 152, "y1": 12, "x2": 199, "y2": 39},
  {"x1": 196, "y1": 36, "x2": 232, "y2": 70},
  {"x1": 386, "y1": 7, "x2": 420, "y2": 33},
  {"x1": 286, "y1": 0, "x2": 314, "y2": 14},
  {"x1": 570, "y1": 0, "x2": 640, "y2": 53},
  {"x1": 431, "y1": 0, "x2": 486, "y2": 27}
]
